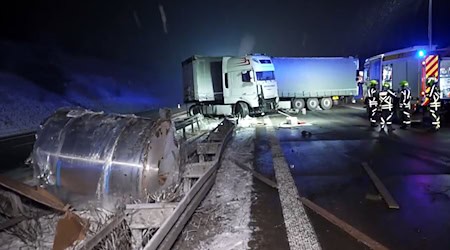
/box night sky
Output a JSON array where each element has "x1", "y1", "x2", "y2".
[{"x1": 1, "y1": 0, "x2": 450, "y2": 88}]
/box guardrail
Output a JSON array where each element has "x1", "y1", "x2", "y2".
[
  {"x1": 174, "y1": 113, "x2": 202, "y2": 139},
  {"x1": 76, "y1": 118, "x2": 235, "y2": 250}
]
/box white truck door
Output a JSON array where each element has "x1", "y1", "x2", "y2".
[{"x1": 224, "y1": 70, "x2": 258, "y2": 106}]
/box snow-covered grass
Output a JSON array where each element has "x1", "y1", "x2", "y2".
[
  {"x1": 0, "y1": 72, "x2": 72, "y2": 137},
  {"x1": 0, "y1": 41, "x2": 180, "y2": 137}
]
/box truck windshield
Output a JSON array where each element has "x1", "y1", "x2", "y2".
[{"x1": 256, "y1": 71, "x2": 275, "y2": 81}]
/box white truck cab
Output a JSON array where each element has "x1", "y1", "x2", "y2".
[{"x1": 183, "y1": 54, "x2": 278, "y2": 117}]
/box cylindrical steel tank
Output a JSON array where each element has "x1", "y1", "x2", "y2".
[{"x1": 31, "y1": 108, "x2": 180, "y2": 200}]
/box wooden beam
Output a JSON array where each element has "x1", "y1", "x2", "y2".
[
  {"x1": 75, "y1": 215, "x2": 126, "y2": 250},
  {"x1": 197, "y1": 142, "x2": 221, "y2": 155},
  {"x1": 299, "y1": 197, "x2": 389, "y2": 250},
  {"x1": 183, "y1": 162, "x2": 211, "y2": 178},
  {"x1": 230, "y1": 158, "x2": 278, "y2": 189},
  {"x1": 362, "y1": 162, "x2": 400, "y2": 209}
]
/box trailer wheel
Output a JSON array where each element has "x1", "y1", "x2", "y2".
[
  {"x1": 189, "y1": 104, "x2": 202, "y2": 116},
  {"x1": 320, "y1": 97, "x2": 333, "y2": 110},
  {"x1": 292, "y1": 98, "x2": 305, "y2": 110},
  {"x1": 306, "y1": 98, "x2": 319, "y2": 110},
  {"x1": 235, "y1": 102, "x2": 249, "y2": 118}
]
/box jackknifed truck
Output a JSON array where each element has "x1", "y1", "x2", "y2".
[
  {"x1": 273, "y1": 57, "x2": 359, "y2": 110},
  {"x1": 182, "y1": 54, "x2": 279, "y2": 117}
]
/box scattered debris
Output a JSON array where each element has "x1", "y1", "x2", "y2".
[
  {"x1": 362, "y1": 162, "x2": 400, "y2": 209},
  {"x1": 0, "y1": 175, "x2": 66, "y2": 212},
  {"x1": 53, "y1": 211, "x2": 89, "y2": 250},
  {"x1": 365, "y1": 193, "x2": 383, "y2": 201},
  {"x1": 230, "y1": 156, "x2": 278, "y2": 189}
]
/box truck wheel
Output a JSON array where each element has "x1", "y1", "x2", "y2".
[
  {"x1": 189, "y1": 104, "x2": 202, "y2": 116},
  {"x1": 292, "y1": 98, "x2": 305, "y2": 110},
  {"x1": 320, "y1": 97, "x2": 333, "y2": 110},
  {"x1": 306, "y1": 98, "x2": 319, "y2": 110},
  {"x1": 236, "y1": 102, "x2": 249, "y2": 118}
]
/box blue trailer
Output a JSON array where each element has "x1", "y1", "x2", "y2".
[{"x1": 273, "y1": 57, "x2": 359, "y2": 110}]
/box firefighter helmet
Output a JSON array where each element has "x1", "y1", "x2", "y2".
[
  {"x1": 382, "y1": 82, "x2": 391, "y2": 88},
  {"x1": 426, "y1": 77, "x2": 437, "y2": 86},
  {"x1": 369, "y1": 80, "x2": 378, "y2": 87},
  {"x1": 400, "y1": 80, "x2": 409, "y2": 87}
]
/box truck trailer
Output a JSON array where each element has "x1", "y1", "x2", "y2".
[
  {"x1": 182, "y1": 54, "x2": 278, "y2": 117},
  {"x1": 273, "y1": 57, "x2": 359, "y2": 110},
  {"x1": 363, "y1": 45, "x2": 450, "y2": 113}
]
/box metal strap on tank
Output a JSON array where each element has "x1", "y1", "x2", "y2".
[
  {"x1": 100, "y1": 118, "x2": 134, "y2": 196},
  {"x1": 51, "y1": 115, "x2": 79, "y2": 187}
]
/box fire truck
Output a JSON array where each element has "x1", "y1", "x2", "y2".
[{"x1": 363, "y1": 46, "x2": 450, "y2": 119}]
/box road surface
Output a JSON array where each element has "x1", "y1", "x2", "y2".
[{"x1": 250, "y1": 106, "x2": 450, "y2": 250}]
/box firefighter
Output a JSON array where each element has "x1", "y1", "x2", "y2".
[
  {"x1": 379, "y1": 81, "x2": 396, "y2": 132},
  {"x1": 399, "y1": 80, "x2": 411, "y2": 129},
  {"x1": 423, "y1": 77, "x2": 441, "y2": 131},
  {"x1": 366, "y1": 80, "x2": 379, "y2": 127}
]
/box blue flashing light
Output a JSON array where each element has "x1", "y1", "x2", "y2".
[{"x1": 417, "y1": 50, "x2": 426, "y2": 58}]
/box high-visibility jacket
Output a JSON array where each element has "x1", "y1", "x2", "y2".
[
  {"x1": 367, "y1": 87, "x2": 378, "y2": 108},
  {"x1": 379, "y1": 89, "x2": 396, "y2": 111},
  {"x1": 400, "y1": 88, "x2": 411, "y2": 109}
]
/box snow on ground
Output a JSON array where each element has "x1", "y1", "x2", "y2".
[
  {"x1": 0, "y1": 72, "x2": 72, "y2": 137},
  {"x1": 173, "y1": 127, "x2": 255, "y2": 250}
]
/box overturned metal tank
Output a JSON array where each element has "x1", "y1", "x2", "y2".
[{"x1": 31, "y1": 108, "x2": 180, "y2": 200}]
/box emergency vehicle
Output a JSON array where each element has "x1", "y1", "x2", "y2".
[{"x1": 364, "y1": 46, "x2": 450, "y2": 115}]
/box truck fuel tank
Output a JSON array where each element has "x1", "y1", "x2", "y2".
[{"x1": 31, "y1": 108, "x2": 180, "y2": 202}]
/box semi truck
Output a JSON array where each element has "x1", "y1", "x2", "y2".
[
  {"x1": 273, "y1": 57, "x2": 359, "y2": 110},
  {"x1": 182, "y1": 54, "x2": 278, "y2": 117},
  {"x1": 363, "y1": 45, "x2": 450, "y2": 114}
]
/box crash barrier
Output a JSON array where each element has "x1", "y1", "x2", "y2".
[
  {"x1": 174, "y1": 113, "x2": 203, "y2": 139},
  {"x1": 76, "y1": 118, "x2": 235, "y2": 250}
]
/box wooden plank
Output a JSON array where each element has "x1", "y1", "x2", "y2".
[
  {"x1": 183, "y1": 162, "x2": 210, "y2": 178},
  {"x1": 126, "y1": 202, "x2": 179, "y2": 210},
  {"x1": 197, "y1": 142, "x2": 221, "y2": 155},
  {"x1": 230, "y1": 158, "x2": 278, "y2": 189},
  {"x1": 75, "y1": 214, "x2": 126, "y2": 250},
  {"x1": 0, "y1": 175, "x2": 66, "y2": 212},
  {"x1": 362, "y1": 162, "x2": 400, "y2": 209},
  {"x1": 299, "y1": 197, "x2": 389, "y2": 250}
]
